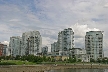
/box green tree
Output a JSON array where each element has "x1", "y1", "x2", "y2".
[
  {"x1": 51, "y1": 58, "x2": 55, "y2": 62},
  {"x1": 46, "y1": 57, "x2": 51, "y2": 62},
  {"x1": 67, "y1": 56, "x2": 76, "y2": 63},
  {"x1": 15, "y1": 55, "x2": 20, "y2": 60},
  {"x1": 97, "y1": 58, "x2": 102, "y2": 63},
  {"x1": 5, "y1": 55, "x2": 11, "y2": 60},
  {"x1": 102, "y1": 58, "x2": 108, "y2": 64},
  {"x1": 72, "y1": 57, "x2": 76, "y2": 62},
  {"x1": 21, "y1": 55, "x2": 26, "y2": 61},
  {"x1": 42, "y1": 56, "x2": 47, "y2": 62},
  {"x1": 77, "y1": 59, "x2": 81, "y2": 62},
  {"x1": 90, "y1": 58, "x2": 95, "y2": 62}
]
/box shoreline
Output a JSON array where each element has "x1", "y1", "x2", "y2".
[{"x1": 0, "y1": 64, "x2": 108, "y2": 72}]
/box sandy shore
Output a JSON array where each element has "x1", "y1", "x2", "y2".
[{"x1": 0, "y1": 64, "x2": 108, "y2": 72}]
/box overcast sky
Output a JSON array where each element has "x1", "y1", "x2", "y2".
[{"x1": 0, "y1": 0, "x2": 108, "y2": 56}]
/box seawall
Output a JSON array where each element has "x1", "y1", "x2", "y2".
[{"x1": 0, "y1": 64, "x2": 108, "y2": 72}]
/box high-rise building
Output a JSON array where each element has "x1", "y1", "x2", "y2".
[
  {"x1": 2, "y1": 44, "x2": 7, "y2": 56},
  {"x1": 51, "y1": 42, "x2": 58, "y2": 56},
  {"x1": 85, "y1": 31, "x2": 104, "y2": 60},
  {"x1": 57, "y1": 28, "x2": 74, "y2": 56},
  {"x1": 51, "y1": 42, "x2": 58, "y2": 52},
  {"x1": 9, "y1": 36, "x2": 22, "y2": 57},
  {"x1": 22, "y1": 31, "x2": 42, "y2": 56},
  {"x1": 51, "y1": 28, "x2": 74, "y2": 56},
  {"x1": 42, "y1": 46, "x2": 48, "y2": 56},
  {"x1": 0, "y1": 43, "x2": 8, "y2": 56}
]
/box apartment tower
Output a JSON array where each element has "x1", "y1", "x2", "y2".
[
  {"x1": 9, "y1": 36, "x2": 22, "y2": 57},
  {"x1": 22, "y1": 31, "x2": 42, "y2": 56},
  {"x1": 85, "y1": 31, "x2": 104, "y2": 60},
  {"x1": 58, "y1": 28, "x2": 74, "y2": 56}
]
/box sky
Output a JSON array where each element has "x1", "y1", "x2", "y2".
[{"x1": 0, "y1": 0, "x2": 108, "y2": 56}]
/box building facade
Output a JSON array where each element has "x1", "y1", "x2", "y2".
[
  {"x1": 70, "y1": 48, "x2": 90, "y2": 62},
  {"x1": 85, "y1": 31, "x2": 104, "y2": 60},
  {"x1": 9, "y1": 36, "x2": 22, "y2": 57},
  {"x1": 42, "y1": 46, "x2": 48, "y2": 56},
  {"x1": 22, "y1": 31, "x2": 42, "y2": 56},
  {"x1": 57, "y1": 28, "x2": 74, "y2": 56},
  {"x1": 51, "y1": 42, "x2": 58, "y2": 56},
  {"x1": 0, "y1": 43, "x2": 4, "y2": 56},
  {"x1": 2, "y1": 45, "x2": 8, "y2": 56},
  {"x1": 51, "y1": 42, "x2": 58, "y2": 52}
]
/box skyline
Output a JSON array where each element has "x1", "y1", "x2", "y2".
[{"x1": 0, "y1": 0, "x2": 108, "y2": 56}]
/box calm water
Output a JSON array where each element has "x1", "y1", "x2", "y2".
[{"x1": 47, "y1": 69, "x2": 108, "y2": 72}]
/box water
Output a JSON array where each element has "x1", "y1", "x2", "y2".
[{"x1": 47, "y1": 69, "x2": 108, "y2": 72}]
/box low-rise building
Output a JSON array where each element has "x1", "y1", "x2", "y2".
[
  {"x1": 0, "y1": 43, "x2": 4, "y2": 56},
  {"x1": 70, "y1": 48, "x2": 90, "y2": 62},
  {"x1": 50, "y1": 56, "x2": 69, "y2": 61},
  {"x1": 0, "y1": 43, "x2": 8, "y2": 56},
  {"x1": 2, "y1": 45, "x2": 7, "y2": 56}
]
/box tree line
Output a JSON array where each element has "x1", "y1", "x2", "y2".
[{"x1": 0, "y1": 55, "x2": 108, "y2": 64}]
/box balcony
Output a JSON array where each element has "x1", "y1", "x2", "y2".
[
  {"x1": 98, "y1": 37, "x2": 102, "y2": 39},
  {"x1": 88, "y1": 37, "x2": 90, "y2": 39},
  {"x1": 87, "y1": 44, "x2": 90, "y2": 45},
  {"x1": 87, "y1": 46, "x2": 90, "y2": 48},
  {"x1": 99, "y1": 52, "x2": 102, "y2": 54}
]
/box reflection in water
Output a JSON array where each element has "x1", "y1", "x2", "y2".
[{"x1": 48, "y1": 69, "x2": 108, "y2": 72}]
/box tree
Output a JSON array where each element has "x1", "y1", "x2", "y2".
[
  {"x1": 46, "y1": 57, "x2": 51, "y2": 62},
  {"x1": 77, "y1": 59, "x2": 81, "y2": 62},
  {"x1": 21, "y1": 55, "x2": 26, "y2": 61},
  {"x1": 51, "y1": 58, "x2": 55, "y2": 62},
  {"x1": 15, "y1": 55, "x2": 20, "y2": 60},
  {"x1": 97, "y1": 58, "x2": 102, "y2": 63},
  {"x1": 90, "y1": 58, "x2": 95, "y2": 62},
  {"x1": 67, "y1": 56, "x2": 76, "y2": 63},
  {"x1": 42, "y1": 56, "x2": 47, "y2": 62},
  {"x1": 102, "y1": 58, "x2": 108, "y2": 64},
  {"x1": 72, "y1": 57, "x2": 76, "y2": 62}
]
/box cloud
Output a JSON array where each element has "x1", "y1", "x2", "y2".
[
  {"x1": 1, "y1": 41, "x2": 9, "y2": 46},
  {"x1": 104, "y1": 3, "x2": 108, "y2": 8},
  {"x1": 69, "y1": 22, "x2": 104, "y2": 49},
  {"x1": 0, "y1": 0, "x2": 108, "y2": 56},
  {"x1": 9, "y1": 19, "x2": 20, "y2": 22},
  {"x1": 71, "y1": 22, "x2": 100, "y2": 38},
  {"x1": 74, "y1": 38, "x2": 84, "y2": 48},
  {"x1": 42, "y1": 37, "x2": 56, "y2": 52}
]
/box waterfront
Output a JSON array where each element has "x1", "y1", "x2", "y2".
[
  {"x1": 1, "y1": 64, "x2": 108, "y2": 72},
  {"x1": 48, "y1": 69, "x2": 108, "y2": 72}
]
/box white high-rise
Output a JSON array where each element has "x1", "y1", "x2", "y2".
[
  {"x1": 42, "y1": 46, "x2": 48, "y2": 55},
  {"x1": 51, "y1": 42, "x2": 58, "y2": 56},
  {"x1": 51, "y1": 42, "x2": 58, "y2": 52},
  {"x1": 9, "y1": 36, "x2": 22, "y2": 57},
  {"x1": 58, "y1": 28, "x2": 74, "y2": 51},
  {"x1": 57, "y1": 28, "x2": 74, "y2": 56},
  {"x1": 22, "y1": 31, "x2": 42, "y2": 56},
  {"x1": 85, "y1": 31, "x2": 104, "y2": 60}
]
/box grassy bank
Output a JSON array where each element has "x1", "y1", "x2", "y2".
[
  {"x1": 0, "y1": 60, "x2": 103, "y2": 65},
  {"x1": 0, "y1": 60, "x2": 36, "y2": 65}
]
